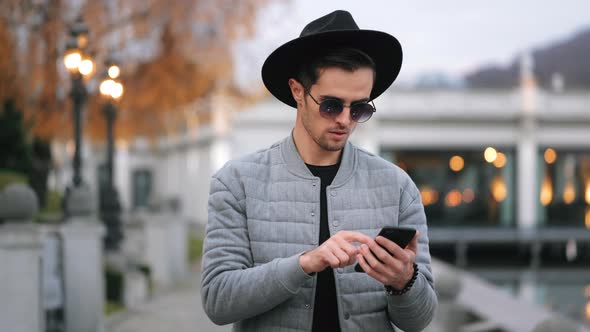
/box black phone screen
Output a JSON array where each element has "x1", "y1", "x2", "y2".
[{"x1": 354, "y1": 226, "x2": 416, "y2": 273}]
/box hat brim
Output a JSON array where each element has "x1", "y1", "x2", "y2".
[{"x1": 261, "y1": 29, "x2": 402, "y2": 108}]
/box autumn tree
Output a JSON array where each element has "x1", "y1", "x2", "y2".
[
  {"x1": 1, "y1": 0, "x2": 270, "y2": 139},
  {"x1": 0, "y1": 0, "x2": 273, "y2": 205}
]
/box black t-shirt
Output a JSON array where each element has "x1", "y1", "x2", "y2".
[{"x1": 306, "y1": 162, "x2": 341, "y2": 332}]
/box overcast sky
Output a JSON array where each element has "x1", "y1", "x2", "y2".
[{"x1": 233, "y1": 0, "x2": 590, "y2": 87}]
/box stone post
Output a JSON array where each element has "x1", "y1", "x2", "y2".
[
  {"x1": 165, "y1": 198, "x2": 188, "y2": 282},
  {"x1": 120, "y1": 215, "x2": 150, "y2": 308},
  {"x1": 143, "y1": 212, "x2": 173, "y2": 288},
  {"x1": 0, "y1": 184, "x2": 43, "y2": 332},
  {"x1": 127, "y1": 206, "x2": 188, "y2": 291},
  {"x1": 61, "y1": 185, "x2": 105, "y2": 332},
  {"x1": 168, "y1": 217, "x2": 188, "y2": 280}
]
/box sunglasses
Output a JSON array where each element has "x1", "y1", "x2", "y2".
[{"x1": 306, "y1": 92, "x2": 376, "y2": 123}]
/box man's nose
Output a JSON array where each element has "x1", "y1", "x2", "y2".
[{"x1": 334, "y1": 106, "x2": 352, "y2": 126}]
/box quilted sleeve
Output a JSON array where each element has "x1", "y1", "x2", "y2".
[{"x1": 200, "y1": 167, "x2": 313, "y2": 325}]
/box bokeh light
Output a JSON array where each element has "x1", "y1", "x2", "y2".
[
  {"x1": 544, "y1": 148, "x2": 557, "y2": 164},
  {"x1": 484, "y1": 147, "x2": 497, "y2": 163},
  {"x1": 493, "y1": 152, "x2": 507, "y2": 168},
  {"x1": 449, "y1": 155, "x2": 465, "y2": 172}
]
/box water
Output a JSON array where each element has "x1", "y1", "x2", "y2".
[{"x1": 469, "y1": 267, "x2": 590, "y2": 327}]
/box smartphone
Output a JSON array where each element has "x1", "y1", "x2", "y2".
[{"x1": 354, "y1": 226, "x2": 416, "y2": 273}]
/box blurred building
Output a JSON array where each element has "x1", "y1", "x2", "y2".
[
  {"x1": 223, "y1": 88, "x2": 590, "y2": 231},
  {"x1": 49, "y1": 77, "x2": 590, "y2": 231}
]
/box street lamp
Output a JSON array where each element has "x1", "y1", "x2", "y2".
[
  {"x1": 99, "y1": 58, "x2": 124, "y2": 250},
  {"x1": 63, "y1": 16, "x2": 93, "y2": 189}
]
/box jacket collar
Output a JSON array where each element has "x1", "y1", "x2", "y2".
[{"x1": 280, "y1": 132, "x2": 357, "y2": 186}]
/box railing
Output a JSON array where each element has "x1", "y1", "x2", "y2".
[{"x1": 429, "y1": 227, "x2": 590, "y2": 267}]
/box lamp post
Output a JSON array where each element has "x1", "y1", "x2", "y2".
[
  {"x1": 99, "y1": 60, "x2": 124, "y2": 250},
  {"x1": 63, "y1": 17, "x2": 93, "y2": 189}
]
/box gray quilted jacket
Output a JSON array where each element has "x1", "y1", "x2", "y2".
[{"x1": 201, "y1": 135, "x2": 437, "y2": 331}]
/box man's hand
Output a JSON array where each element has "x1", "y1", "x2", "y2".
[
  {"x1": 299, "y1": 231, "x2": 373, "y2": 274},
  {"x1": 356, "y1": 231, "x2": 419, "y2": 289}
]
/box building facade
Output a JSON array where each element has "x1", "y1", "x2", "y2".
[{"x1": 49, "y1": 84, "x2": 590, "y2": 230}]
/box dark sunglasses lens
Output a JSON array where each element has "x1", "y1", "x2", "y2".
[
  {"x1": 319, "y1": 100, "x2": 344, "y2": 118},
  {"x1": 350, "y1": 103, "x2": 375, "y2": 122}
]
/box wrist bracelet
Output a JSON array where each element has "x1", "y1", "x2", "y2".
[{"x1": 385, "y1": 263, "x2": 419, "y2": 296}]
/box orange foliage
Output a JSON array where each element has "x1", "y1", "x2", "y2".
[
  {"x1": 0, "y1": 0, "x2": 273, "y2": 142},
  {"x1": 0, "y1": 20, "x2": 20, "y2": 106}
]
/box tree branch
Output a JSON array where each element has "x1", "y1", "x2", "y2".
[{"x1": 93, "y1": 8, "x2": 151, "y2": 41}]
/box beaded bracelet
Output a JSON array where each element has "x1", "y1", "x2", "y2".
[{"x1": 385, "y1": 263, "x2": 419, "y2": 296}]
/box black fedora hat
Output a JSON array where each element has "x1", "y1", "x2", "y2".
[{"x1": 261, "y1": 10, "x2": 403, "y2": 108}]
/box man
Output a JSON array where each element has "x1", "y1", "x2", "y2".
[{"x1": 201, "y1": 10, "x2": 437, "y2": 332}]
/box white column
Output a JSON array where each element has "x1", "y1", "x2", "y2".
[
  {"x1": 211, "y1": 137, "x2": 232, "y2": 174},
  {"x1": 517, "y1": 53, "x2": 538, "y2": 230},
  {"x1": 517, "y1": 122, "x2": 537, "y2": 229},
  {"x1": 196, "y1": 142, "x2": 212, "y2": 225},
  {"x1": 351, "y1": 116, "x2": 379, "y2": 154},
  {"x1": 211, "y1": 87, "x2": 234, "y2": 173},
  {"x1": 115, "y1": 141, "x2": 130, "y2": 210}
]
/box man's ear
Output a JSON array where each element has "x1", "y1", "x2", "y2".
[{"x1": 288, "y1": 79, "x2": 305, "y2": 105}]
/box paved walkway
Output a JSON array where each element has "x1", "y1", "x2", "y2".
[
  {"x1": 105, "y1": 261, "x2": 590, "y2": 332},
  {"x1": 107, "y1": 269, "x2": 230, "y2": 332}
]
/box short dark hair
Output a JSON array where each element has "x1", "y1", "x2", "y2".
[{"x1": 296, "y1": 47, "x2": 376, "y2": 92}]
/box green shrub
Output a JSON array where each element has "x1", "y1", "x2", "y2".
[
  {"x1": 188, "y1": 231, "x2": 204, "y2": 263},
  {"x1": 0, "y1": 169, "x2": 27, "y2": 190},
  {"x1": 36, "y1": 190, "x2": 64, "y2": 223},
  {"x1": 104, "y1": 266, "x2": 124, "y2": 303},
  {"x1": 42, "y1": 190, "x2": 62, "y2": 213},
  {"x1": 104, "y1": 301, "x2": 124, "y2": 316},
  {"x1": 136, "y1": 263, "x2": 154, "y2": 295}
]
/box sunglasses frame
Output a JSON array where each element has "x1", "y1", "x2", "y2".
[{"x1": 305, "y1": 92, "x2": 376, "y2": 123}]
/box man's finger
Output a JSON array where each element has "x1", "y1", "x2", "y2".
[
  {"x1": 358, "y1": 255, "x2": 388, "y2": 284},
  {"x1": 360, "y1": 244, "x2": 385, "y2": 273},
  {"x1": 338, "y1": 231, "x2": 373, "y2": 244},
  {"x1": 333, "y1": 248, "x2": 350, "y2": 267},
  {"x1": 370, "y1": 238, "x2": 401, "y2": 265},
  {"x1": 375, "y1": 236, "x2": 405, "y2": 255},
  {"x1": 356, "y1": 255, "x2": 373, "y2": 274},
  {"x1": 333, "y1": 236, "x2": 360, "y2": 257},
  {"x1": 324, "y1": 252, "x2": 340, "y2": 268}
]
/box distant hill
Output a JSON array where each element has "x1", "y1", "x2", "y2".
[{"x1": 465, "y1": 27, "x2": 590, "y2": 89}]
